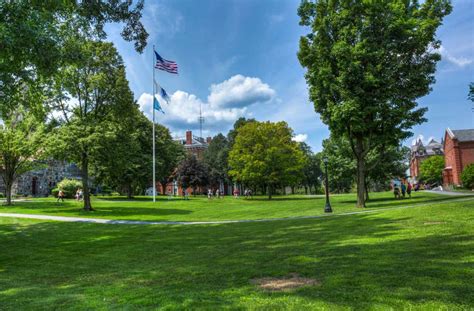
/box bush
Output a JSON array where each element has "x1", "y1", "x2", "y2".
[
  {"x1": 461, "y1": 164, "x2": 474, "y2": 189},
  {"x1": 53, "y1": 178, "x2": 82, "y2": 198}
]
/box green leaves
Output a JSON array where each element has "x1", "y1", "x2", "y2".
[
  {"x1": 228, "y1": 121, "x2": 306, "y2": 194},
  {"x1": 419, "y1": 155, "x2": 445, "y2": 184}
]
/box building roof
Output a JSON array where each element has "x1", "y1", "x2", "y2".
[
  {"x1": 174, "y1": 135, "x2": 208, "y2": 148},
  {"x1": 447, "y1": 128, "x2": 474, "y2": 142},
  {"x1": 411, "y1": 138, "x2": 444, "y2": 156}
]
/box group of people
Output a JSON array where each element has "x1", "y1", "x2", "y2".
[
  {"x1": 56, "y1": 188, "x2": 83, "y2": 202},
  {"x1": 232, "y1": 188, "x2": 253, "y2": 199},
  {"x1": 207, "y1": 188, "x2": 222, "y2": 199},
  {"x1": 393, "y1": 182, "x2": 412, "y2": 199}
]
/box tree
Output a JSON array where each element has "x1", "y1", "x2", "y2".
[
  {"x1": 419, "y1": 155, "x2": 444, "y2": 184},
  {"x1": 204, "y1": 133, "x2": 230, "y2": 188},
  {"x1": 91, "y1": 106, "x2": 151, "y2": 198},
  {"x1": 0, "y1": 1, "x2": 148, "y2": 116},
  {"x1": 0, "y1": 109, "x2": 45, "y2": 205},
  {"x1": 299, "y1": 142, "x2": 322, "y2": 194},
  {"x1": 461, "y1": 164, "x2": 474, "y2": 189},
  {"x1": 469, "y1": 83, "x2": 474, "y2": 103},
  {"x1": 321, "y1": 135, "x2": 356, "y2": 193},
  {"x1": 155, "y1": 124, "x2": 185, "y2": 193},
  {"x1": 227, "y1": 117, "x2": 256, "y2": 146},
  {"x1": 50, "y1": 41, "x2": 133, "y2": 211},
  {"x1": 175, "y1": 155, "x2": 209, "y2": 194},
  {"x1": 228, "y1": 121, "x2": 306, "y2": 199},
  {"x1": 298, "y1": 0, "x2": 451, "y2": 207}
]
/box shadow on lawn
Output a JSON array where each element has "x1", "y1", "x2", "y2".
[{"x1": 0, "y1": 211, "x2": 472, "y2": 309}]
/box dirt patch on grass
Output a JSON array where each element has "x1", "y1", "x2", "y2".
[
  {"x1": 423, "y1": 221, "x2": 446, "y2": 225},
  {"x1": 251, "y1": 273, "x2": 320, "y2": 292}
]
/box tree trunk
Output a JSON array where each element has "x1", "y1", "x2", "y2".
[
  {"x1": 291, "y1": 186, "x2": 295, "y2": 195},
  {"x1": 81, "y1": 153, "x2": 93, "y2": 211},
  {"x1": 127, "y1": 183, "x2": 133, "y2": 199},
  {"x1": 304, "y1": 186, "x2": 308, "y2": 195},
  {"x1": 356, "y1": 154, "x2": 367, "y2": 208},
  {"x1": 5, "y1": 180, "x2": 13, "y2": 206},
  {"x1": 365, "y1": 180, "x2": 369, "y2": 202},
  {"x1": 267, "y1": 184, "x2": 272, "y2": 199}
]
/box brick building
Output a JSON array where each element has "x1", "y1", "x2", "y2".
[
  {"x1": 158, "y1": 130, "x2": 211, "y2": 195},
  {"x1": 442, "y1": 128, "x2": 474, "y2": 186},
  {"x1": 409, "y1": 138, "x2": 444, "y2": 182}
]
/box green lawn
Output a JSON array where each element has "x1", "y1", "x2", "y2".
[
  {"x1": 0, "y1": 197, "x2": 473, "y2": 309},
  {"x1": 0, "y1": 191, "x2": 469, "y2": 222}
]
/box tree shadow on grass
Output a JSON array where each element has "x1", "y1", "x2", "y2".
[{"x1": 0, "y1": 210, "x2": 472, "y2": 309}]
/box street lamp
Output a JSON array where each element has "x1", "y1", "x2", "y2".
[{"x1": 323, "y1": 156, "x2": 332, "y2": 213}]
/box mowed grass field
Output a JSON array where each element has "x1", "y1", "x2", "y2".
[
  {"x1": 0, "y1": 191, "x2": 467, "y2": 222},
  {"x1": 0, "y1": 193, "x2": 473, "y2": 310}
]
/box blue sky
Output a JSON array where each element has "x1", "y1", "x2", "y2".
[{"x1": 106, "y1": 0, "x2": 473, "y2": 152}]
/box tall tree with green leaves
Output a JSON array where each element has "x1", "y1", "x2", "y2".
[
  {"x1": 0, "y1": 1, "x2": 148, "y2": 116},
  {"x1": 204, "y1": 133, "x2": 230, "y2": 188},
  {"x1": 228, "y1": 121, "x2": 306, "y2": 199},
  {"x1": 299, "y1": 142, "x2": 322, "y2": 194},
  {"x1": 50, "y1": 41, "x2": 133, "y2": 211},
  {"x1": 298, "y1": 0, "x2": 451, "y2": 207},
  {"x1": 0, "y1": 109, "x2": 45, "y2": 205},
  {"x1": 419, "y1": 155, "x2": 444, "y2": 184}
]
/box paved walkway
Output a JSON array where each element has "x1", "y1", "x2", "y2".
[
  {"x1": 0, "y1": 197, "x2": 472, "y2": 226},
  {"x1": 424, "y1": 190, "x2": 474, "y2": 196}
]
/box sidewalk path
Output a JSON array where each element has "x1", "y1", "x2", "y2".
[
  {"x1": 1, "y1": 197, "x2": 472, "y2": 226},
  {"x1": 424, "y1": 190, "x2": 474, "y2": 196}
]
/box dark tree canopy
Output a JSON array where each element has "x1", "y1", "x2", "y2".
[
  {"x1": 298, "y1": 0, "x2": 451, "y2": 207},
  {"x1": 175, "y1": 155, "x2": 209, "y2": 192},
  {"x1": 204, "y1": 133, "x2": 230, "y2": 187}
]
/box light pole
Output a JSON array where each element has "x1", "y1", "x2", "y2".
[{"x1": 323, "y1": 156, "x2": 332, "y2": 213}]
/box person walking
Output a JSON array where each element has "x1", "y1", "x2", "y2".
[
  {"x1": 401, "y1": 183, "x2": 407, "y2": 198},
  {"x1": 407, "y1": 183, "x2": 412, "y2": 198},
  {"x1": 57, "y1": 189, "x2": 65, "y2": 203},
  {"x1": 215, "y1": 189, "x2": 220, "y2": 199}
]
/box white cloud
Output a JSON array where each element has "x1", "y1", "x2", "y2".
[
  {"x1": 292, "y1": 133, "x2": 308, "y2": 143},
  {"x1": 438, "y1": 46, "x2": 473, "y2": 68},
  {"x1": 138, "y1": 75, "x2": 275, "y2": 135},
  {"x1": 208, "y1": 74, "x2": 275, "y2": 108}
]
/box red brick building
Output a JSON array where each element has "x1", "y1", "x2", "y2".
[
  {"x1": 158, "y1": 130, "x2": 211, "y2": 195},
  {"x1": 443, "y1": 128, "x2": 474, "y2": 186},
  {"x1": 410, "y1": 138, "x2": 444, "y2": 182}
]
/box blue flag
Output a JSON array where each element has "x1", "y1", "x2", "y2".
[{"x1": 153, "y1": 95, "x2": 165, "y2": 114}]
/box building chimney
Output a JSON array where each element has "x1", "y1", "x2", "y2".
[
  {"x1": 186, "y1": 130, "x2": 192, "y2": 145},
  {"x1": 206, "y1": 137, "x2": 212, "y2": 144}
]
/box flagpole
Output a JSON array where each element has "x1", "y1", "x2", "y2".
[{"x1": 152, "y1": 45, "x2": 156, "y2": 203}]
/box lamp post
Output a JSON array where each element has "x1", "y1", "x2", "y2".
[{"x1": 323, "y1": 156, "x2": 332, "y2": 213}]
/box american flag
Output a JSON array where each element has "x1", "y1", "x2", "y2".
[{"x1": 154, "y1": 51, "x2": 178, "y2": 74}]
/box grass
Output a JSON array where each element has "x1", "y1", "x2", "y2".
[
  {"x1": 0, "y1": 191, "x2": 469, "y2": 222},
  {"x1": 0, "y1": 196, "x2": 473, "y2": 309}
]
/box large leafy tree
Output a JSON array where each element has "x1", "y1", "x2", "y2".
[
  {"x1": 298, "y1": 0, "x2": 451, "y2": 207},
  {"x1": 321, "y1": 135, "x2": 356, "y2": 193},
  {"x1": 228, "y1": 121, "x2": 306, "y2": 199},
  {"x1": 0, "y1": 109, "x2": 45, "y2": 205},
  {"x1": 419, "y1": 155, "x2": 444, "y2": 184},
  {"x1": 299, "y1": 142, "x2": 322, "y2": 194},
  {"x1": 204, "y1": 133, "x2": 230, "y2": 187},
  {"x1": 91, "y1": 106, "x2": 152, "y2": 198},
  {"x1": 0, "y1": 1, "x2": 148, "y2": 116},
  {"x1": 155, "y1": 124, "x2": 185, "y2": 192},
  {"x1": 175, "y1": 155, "x2": 209, "y2": 194},
  {"x1": 50, "y1": 41, "x2": 133, "y2": 211}
]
